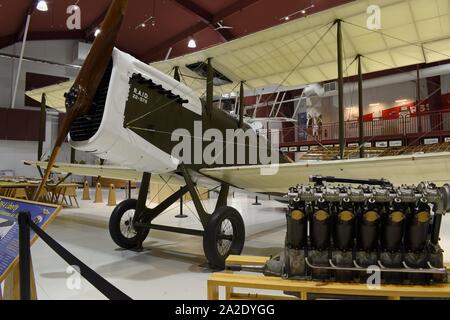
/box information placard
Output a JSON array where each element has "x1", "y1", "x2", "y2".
[
  {"x1": 424, "y1": 138, "x2": 439, "y2": 145},
  {"x1": 389, "y1": 140, "x2": 402, "y2": 147},
  {"x1": 0, "y1": 197, "x2": 61, "y2": 282}
]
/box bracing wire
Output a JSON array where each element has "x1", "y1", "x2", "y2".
[
  {"x1": 342, "y1": 20, "x2": 450, "y2": 61},
  {"x1": 260, "y1": 23, "x2": 335, "y2": 118}
]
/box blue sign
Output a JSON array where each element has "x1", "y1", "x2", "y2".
[{"x1": 0, "y1": 197, "x2": 60, "y2": 281}]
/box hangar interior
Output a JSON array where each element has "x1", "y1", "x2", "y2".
[{"x1": 1, "y1": 0, "x2": 450, "y2": 300}]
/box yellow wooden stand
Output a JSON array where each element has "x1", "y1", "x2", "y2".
[
  {"x1": 94, "y1": 183, "x2": 103, "y2": 203},
  {"x1": 207, "y1": 256, "x2": 450, "y2": 300},
  {"x1": 82, "y1": 180, "x2": 91, "y2": 200},
  {"x1": 107, "y1": 184, "x2": 117, "y2": 206},
  {"x1": 1, "y1": 260, "x2": 37, "y2": 300}
]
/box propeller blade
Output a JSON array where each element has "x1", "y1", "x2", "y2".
[{"x1": 32, "y1": 0, "x2": 129, "y2": 201}]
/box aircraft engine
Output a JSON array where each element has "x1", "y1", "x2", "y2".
[{"x1": 262, "y1": 179, "x2": 450, "y2": 284}]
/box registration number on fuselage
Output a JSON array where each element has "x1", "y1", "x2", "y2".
[{"x1": 132, "y1": 87, "x2": 149, "y2": 104}]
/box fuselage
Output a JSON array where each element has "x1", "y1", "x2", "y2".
[{"x1": 69, "y1": 49, "x2": 285, "y2": 176}]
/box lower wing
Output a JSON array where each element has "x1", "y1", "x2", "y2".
[
  {"x1": 23, "y1": 161, "x2": 184, "y2": 186},
  {"x1": 200, "y1": 152, "x2": 450, "y2": 193}
]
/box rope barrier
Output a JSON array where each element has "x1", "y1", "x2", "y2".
[{"x1": 18, "y1": 211, "x2": 132, "y2": 301}]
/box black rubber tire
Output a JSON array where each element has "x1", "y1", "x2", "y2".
[
  {"x1": 109, "y1": 199, "x2": 150, "y2": 249},
  {"x1": 203, "y1": 206, "x2": 245, "y2": 269}
]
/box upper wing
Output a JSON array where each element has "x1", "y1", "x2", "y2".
[
  {"x1": 151, "y1": 0, "x2": 450, "y2": 94},
  {"x1": 200, "y1": 152, "x2": 450, "y2": 193},
  {"x1": 23, "y1": 161, "x2": 184, "y2": 186},
  {"x1": 25, "y1": 1, "x2": 450, "y2": 111},
  {"x1": 24, "y1": 0, "x2": 450, "y2": 111},
  {"x1": 25, "y1": 80, "x2": 74, "y2": 113}
]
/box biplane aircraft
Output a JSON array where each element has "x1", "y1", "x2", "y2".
[{"x1": 24, "y1": 0, "x2": 450, "y2": 267}]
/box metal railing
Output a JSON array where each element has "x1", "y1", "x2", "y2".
[{"x1": 274, "y1": 109, "x2": 450, "y2": 145}]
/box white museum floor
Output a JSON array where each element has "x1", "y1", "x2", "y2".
[
  {"x1": 28, "y1": 188, "x2": 450, "y2": 300},
  {"x1": 30, "y1": 189, "x2": 286, "y2": 300}
]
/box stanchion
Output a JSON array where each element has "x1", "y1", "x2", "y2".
[
  {"x1": 94, "y1": 183, "x2": 103, "y2": 203},
  {"x1": 18, "y1": 211, "x2": 31, "y2": 300},
  {"x1": 107, "y1": 184, "x2": 117, "y2": 206},
  {"x1": 127, "y1": 180, "x2": 132, "y2": 199},
  {"x1": 252, "y1": 196, "x2": 262, "y2": 206},
  {"x1": 175, "y1": 187, "x2": 188, "y2": 219},
  {"x1": 82, "y1": 180, "x2": 91, "y2": 200}
]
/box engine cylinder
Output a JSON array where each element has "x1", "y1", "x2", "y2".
[
  {"x1": 310, "y1": 199, "x2": 331, "y2": 250},
  {"x1": 358, "y1": 200, "x2": 380, "y2": 251},
  {"x1": 334, "y1": 199, "x2": 355, "y2": 250},
  {"x1": 381, "y1": 199, "x2": 406, "y2": 252},
  {"x1": 286, "y1": 203, "x2": 307, "y2": 249},
  {"x1": 405, "y1": 199, "x2": 431, "y2": 252}
]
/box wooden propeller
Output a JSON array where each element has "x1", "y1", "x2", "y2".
[{"x1": 32, "y1": 0, "x2": 128, "y2": 201}]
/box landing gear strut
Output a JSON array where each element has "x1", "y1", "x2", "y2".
[{"x1": 108, "y1": 166, "x2": 246, "y2": 269}]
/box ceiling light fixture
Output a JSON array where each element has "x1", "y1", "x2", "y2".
[
  {"x1": 135, "y1": 16, "x2": 155, "y2": 29},
  {"x1": 280, "y1": 2, "x2": 315, "y2": 21},
  {"x1": 36, "y1": 0, "x2": 48, "y2": 12},
  {"x1": 188, "y1": 37, "x2": 197, "y2": 49}
]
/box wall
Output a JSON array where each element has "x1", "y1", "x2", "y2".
[
  {"x1": 0, "y1": 110, "x2": 94, "y2": 177},
  {"x1": 298, "y1": 77, "x2": 441, "y2": 124},
  {"x1": 0, "y1": 39, "x2": 96, "y2": 177},
  {"x1": 0, "y1": 39, "x2": 79, "y2": 107}
]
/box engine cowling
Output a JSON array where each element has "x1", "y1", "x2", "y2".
[{"x1": 69, "y1": 48, "x2": 203, "y2": 174}]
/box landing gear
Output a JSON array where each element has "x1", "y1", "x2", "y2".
[
  {"x1": 109, "y1": 199, "x2": 149, "y2": 249},
  {"x1": 203, "y1": 206, "x2": 245, "y2": 268},
  {"x1": 108, "y1": 167, "x2": 246, "y2": 269}
]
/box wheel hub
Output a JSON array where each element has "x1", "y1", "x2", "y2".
[
  {"x1": 216, "y1": 219, "x2": 234, "y2": 256},
  {"x1": 120, "y1": 210, "x2": 138, "y2": 239}
]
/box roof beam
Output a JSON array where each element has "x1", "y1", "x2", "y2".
[
  {"x1": 173, "y1": 0, "x2": 213, "y2": 24},
  {"x1": 213, "y1": 0, "x2": 261, "y2": 21},
  {"x1": 172, "y1": 0, "x2": 232, "y2": 43},
  {"x1": 143, "y1": 0, "x2": 261, "y2": 62},
  {"x1": 84, "y1": 6, "x2": 109, "y2": 39},
  {"x1": 140, "y1": 22, "x2": 209, "y2": 61}
]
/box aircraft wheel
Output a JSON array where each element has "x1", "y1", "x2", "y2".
[
  {"x1": 109, "y1": 199, "x2": 150, "y2": 249},
  {"x1": 203, "y1": 206, "x2": 245, "y2": 269}
]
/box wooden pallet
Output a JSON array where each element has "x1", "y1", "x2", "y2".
[{"x1": 207, "y1": 256, "x2": 450, "y2": 300}]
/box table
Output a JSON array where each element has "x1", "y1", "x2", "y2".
[{"x1": 0, "y1": 181, "x2": 79, "y2": 207}]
